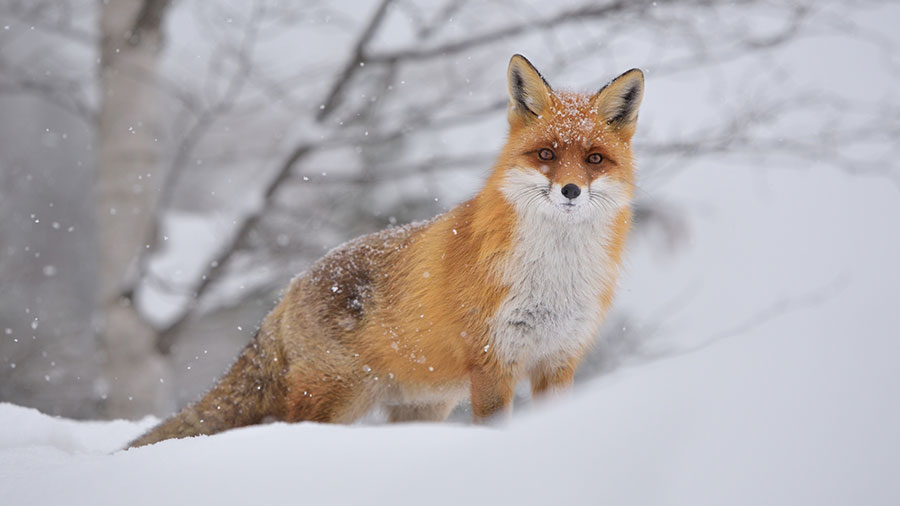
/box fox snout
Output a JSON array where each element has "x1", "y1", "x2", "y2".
[
  {"x1": 561, "y1": 183, "x2": 581, "y2": 200},
  {"x1": 547, "y1": 180, "x2": 588, "y2": 211}
]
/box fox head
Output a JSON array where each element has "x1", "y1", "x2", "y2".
[{"x1": 494, "y1": 54, "x2": 643, "y2": 223}]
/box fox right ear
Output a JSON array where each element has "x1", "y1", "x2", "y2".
[
  {"x1": 507, "y1": 54, "x2": 553, "y2": 126},
  {"x1": 593, "y1": 68, "x2": 644, "y2": 141}
]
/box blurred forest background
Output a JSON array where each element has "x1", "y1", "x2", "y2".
[{"x1": 1, "y1": 0, "x2": 898, "y2": 420}]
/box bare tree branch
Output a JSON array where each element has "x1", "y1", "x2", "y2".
[
  {"x1": 125, "y1": 1, "x2": 268, "y2": 303},
  {"x1": 363, "y1": 0, "x2": 693, "y2": 64},
  {"x1": 128, "y1": 0, "x2": 171, "y2": 45},
  {"x1": 156, "y1": 143, "x2": 313, "y2": 353},
  {"x1": 316, "y1": 0, "x2": 394, "y2": 121}
]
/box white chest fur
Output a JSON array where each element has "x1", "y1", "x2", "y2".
[
  {"x1": 489, "y1": 168, "x2": 627, "y2": 373},
  {"x1": 488, "y1": 217, "x2": 616, "y2": 371}
]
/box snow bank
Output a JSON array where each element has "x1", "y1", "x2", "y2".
[{"x1": 3, "y1": 292, "x2": 899, "y2": 506}]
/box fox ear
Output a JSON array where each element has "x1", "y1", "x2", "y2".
[
  {"x1": 507, "y1": 54, "x2": 553, "y2": 126},
  {"x1": 593, "y1": 68, "x2": 644, "y2": 140}
]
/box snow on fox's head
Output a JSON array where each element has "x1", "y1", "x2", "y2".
[{"x1": 498, "y1": 54, "x2": 643, "y2": 222}]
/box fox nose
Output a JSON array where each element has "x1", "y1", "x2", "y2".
[{"x1": 561, "y1": 183, "x2": 581, "y2": 200}]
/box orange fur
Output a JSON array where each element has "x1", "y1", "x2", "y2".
[{"x1": 129, "y1": 55, "x2": 644, "y2": 447}]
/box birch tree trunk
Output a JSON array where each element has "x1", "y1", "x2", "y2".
[{"x1": 96, "y1": 0, "x2": 173, "y2": 419}]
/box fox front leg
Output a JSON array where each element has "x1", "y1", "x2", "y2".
[
  {"x1": 469, "y1": 366, "x2": 515, "y2": 423},
  {"x1": 530, "y1": 363, "x2": 576, "y2": 399}
]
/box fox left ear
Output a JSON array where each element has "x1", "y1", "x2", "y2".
[
  {"x1": 593, "y1": 68, "x2": 644, "y2": 140},
  {"x1": 507, "y1": 54, "x2": 553, "y2": 127}
]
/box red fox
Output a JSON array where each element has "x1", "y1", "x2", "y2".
[{"x1": 129, "y1": 55, "x2": 644, "y2": 447}]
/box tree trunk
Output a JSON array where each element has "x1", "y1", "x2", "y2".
[{"x1": 96, "y1": 0, "x2": 173, "y2": 419}]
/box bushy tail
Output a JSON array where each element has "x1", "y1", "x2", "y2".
[{"x1": 127, "y1": 336, "x2": 287, "y2": 448}]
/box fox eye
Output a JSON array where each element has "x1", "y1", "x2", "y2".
[
  {"x1": 586, "y1": 153, "x2": 603, "y2": 165},
  {"x1": 538, "y1": 148, "x2": 555, "y2": 161}
]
